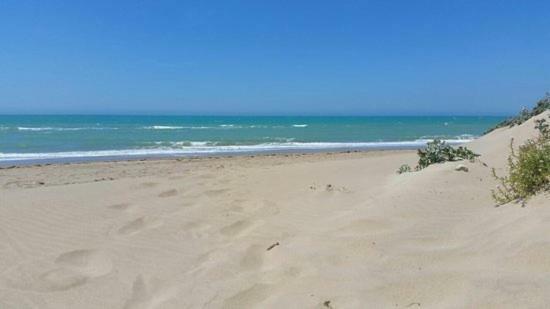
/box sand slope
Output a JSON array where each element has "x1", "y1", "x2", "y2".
[{"x1": 0, "y1": 113, "x2": 548, "y2": 308}]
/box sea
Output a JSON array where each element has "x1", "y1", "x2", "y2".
[{"x1": 0, "y1": 115, "x2": 504, "y2": 164}]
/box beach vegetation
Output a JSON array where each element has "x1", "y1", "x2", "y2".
[
  {"x1": 397, "y1": 140, "x2": 479, "y2": 173},
  {"x1": 491, "y1": 116, "x2": 550, "y2": 206},
  {"x1": 485, "y1": 93, "x2": 550, "y2": 134},
  {"x1": 397, "y1": 164, "x2": 412, "y2": 174},
  {"x1": 416, "y1": 140, "x2": 479, "y2": 170}
]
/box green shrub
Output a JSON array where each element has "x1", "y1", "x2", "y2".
[
  {"x1": 492, "y1": 116, "x2": 550, "y2": 205},
  {"x1": 485, "y1": 93, "x2": 550, "y2": 134},
  {"x1": 535, "y1": 118, "x2": 549, "y2": 138},
  {"x1": 416, "y1": 139, "x2": 479, "y2": 170},
  {"x1": 397, "y1": 164, "x2": 412, "y2": 174},
  {"x1": 397, "y1": 140, "x2": 479, "y2": 173}
]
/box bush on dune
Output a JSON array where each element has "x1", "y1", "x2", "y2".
[
  {"x1": 397, "y1": 164, "x2": 412, "y2": 174},
  {"x1": 492, "y1": 115, "x2": 550, "y2": 205},
  {"x1": 416, "y1": 140, "x2": 478, "y2": 170},
  {"x1": 396, "y1": 139, "x2": 479, "y2": 173},
  {"x1": 491, "y1": 116, "x2": 550, "y2": 206}
]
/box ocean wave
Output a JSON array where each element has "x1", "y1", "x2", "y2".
[
  {"x1": 18, "y1": 127, "x2": 75, "y2": 131},
  {"x1": 218, "y1": 124, "x2": 248, "y2": 129},
  {"x1": 143, "y1": 124, "x2": 310, "y2": 130},
  {"x1": 143, "y1": 126, "x2": 185, "y2": 130},
  {"x1": 143, "y1": 125, "x2": 214, "y2": 130},
  {"x1": 264, "y1": 137, "x2": 296, "y2": 142},
  {"x1": 0, "y1": 138, "x2": 473, "y2": 162},
  {"x1": 17, "y1": 127, "x2": 117, "y2": 131},
  {"x1": 153, "y1": 141, "x2": 215, "y2": 147}
]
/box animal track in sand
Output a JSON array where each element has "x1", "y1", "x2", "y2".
[
  {"x1": 220, "y1": 219, "x2": 257, "y2": 237},
  {"x1": 123, "y1": 275, "x2": 178, "y2": 309},
  {"x1": 2, "y1": 249, "x2": 112, "y2": 292},
  {"x1": 158, "y1": 189, "x2": 178, "y2": 198},
  {"x1": 118, "y1": 217, "x2": 163, "y2": 236}
]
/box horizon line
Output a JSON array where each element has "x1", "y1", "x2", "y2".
[{"x1": 0, "y1": 113, "x2": 511, "y2": 117}]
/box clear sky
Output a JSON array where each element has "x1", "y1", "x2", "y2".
[{"x1": 0, "y1": 1, "x2": 549, "y2": 116}]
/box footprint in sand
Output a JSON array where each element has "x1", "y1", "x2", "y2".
[
  {"x1": 108, "y1": 203, "x2": 132, "y2": 211},
  {"x1": 168, "y1": 175, "x2": 185, "y2": 180},
  {"x1": 2, "y1": 249, "x2": 112, "y2": 292},
  {"x1": 240, "y1": 245, "x2": 264, "y2": 269},
  {"x1": 222, "y1": 283, "x2": 272, "y2": 309},
  {"x1": 198, "y1": 173, "x2": 216, "y2": 180},
  {"x1": 181, "y1": 221, "x2": 212, "y2": 239},
  {"x1": 219, "y1": 219, "x2": 257, "y2": 237},
  {"x1": 226, "y1": 199, "x2": 247, "y2": 213},
  {"x1": 341, "y1": 218, "x2": 392, "y2": 235},
  {"x1": 260, "y1": 200, "x2": 280, "y2": 216},
  {"x1": 118, "y1": 217, "x2": 163, "y2": 236},
  {"x1": 140, "y1": 182, "x2": 159, "y2": 188},
  {"x1": 123, "y1": 275, "x2": 178, "y2": 309},
  {"x1": 158, "y1": 189, "x2": 178, "y2": 198},
  {"x1": 204, "y1": 188, "x2": 229, "y2": 197}
]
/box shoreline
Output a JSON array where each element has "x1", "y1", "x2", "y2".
[
  {"x1": 0, "y1": 148, "x2": 415, "y2": 168},
  {"x1": 0, "y1": 148, "x2": 419, "y2": 191},
  {"x1": 0, "y1": 149, "x2": 416, "y2": 187},
  {"x1": 0, "y1": 149, "x2": 421, "y2": 192},
  {"x1": 0, "y1": 139, "x2": 472, "y2": 167}
]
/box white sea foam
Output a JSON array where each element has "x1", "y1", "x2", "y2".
[
  {"x1": 144, "y1": 125, "x2": 214, "y2": 130},
  {"x1": 164, "y1": 141, "x2": 214, "y2": 146},
  {"x1": 18, "y1": 127, "x2": 69, "y2": 131},
  {"x1": 17, "y1": 127, "x2": 117, "y2": 131},
  {"x1": 143, "y1": 126, "x2": 185, "y2": 130},
  {"x1": 145, "y1": 124, "x2": 308, "y2": 130},
  {"x1": 0, "y1": 139, "x2": 473, "y2": 162},
  {"x1": 219, "y1": 124, "x2": 246, "y2": 128}
]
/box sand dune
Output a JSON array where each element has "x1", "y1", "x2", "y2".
[{"x1": 0, "y1": 113, "x2": 548, "y2": 308}]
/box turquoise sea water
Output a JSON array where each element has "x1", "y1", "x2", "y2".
[{"x1": 0, "y1": 115, "x2": 504, "y2": 163}]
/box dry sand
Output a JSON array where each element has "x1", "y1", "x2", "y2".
[{"x1": 0, "y1": 112, "x2": 548, "y2": 308}]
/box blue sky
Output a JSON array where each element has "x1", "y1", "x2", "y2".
[{"x1": 0, "y1": 0, "x2": 549, "y2": 115}]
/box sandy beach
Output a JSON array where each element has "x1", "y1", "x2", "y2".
[{"x1": 0, "y1": 112, "x2": 548, "y2": 308}]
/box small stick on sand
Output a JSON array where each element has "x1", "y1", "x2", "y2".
[{"x1": 266, "y1": 242, "x2": 280, "y2": 251}]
